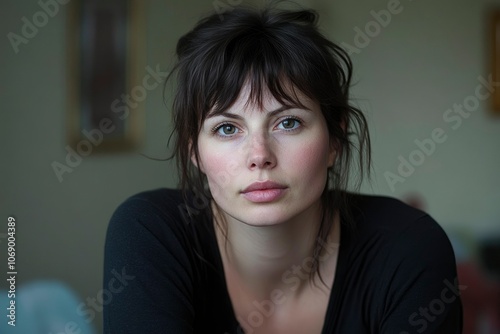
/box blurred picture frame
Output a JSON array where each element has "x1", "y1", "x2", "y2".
[
  {"x1": 491, "y1": 10, "x2": 500, "y2": 114},
  {"x1": 67, "y1": 0, "x2": 145, "y2": 153}
]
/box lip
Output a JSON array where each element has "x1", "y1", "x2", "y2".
[{"x1": 241, "y1": 181, "x2": 287, "y2": 203}]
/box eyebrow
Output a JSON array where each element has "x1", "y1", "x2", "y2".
[{"x1": 206, "y1": 105, "x2": 309, "y2": 120}]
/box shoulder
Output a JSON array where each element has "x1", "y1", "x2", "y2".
[
  {"x1": 340, "y1": 194, "x2": 462, "y2": 332},
  {"x1": 108, "y1": 188, "x2": 185, "y2": 234},
  {"x1": 348, "y1": 193, "x2": 448, "y2": 242},
  {"x1": 103, "y1": 189, "x2": 211, "y2": 333},
  {"x1": 108, "y1": 187, "x2": 201, "y2": 229},
  {"x1": 111, "y1": 187, "x2": 185, "y2": 216},
  {"x1": 350, "y1": 193, "x2": 427, "y2": 225},
  {"x1": 106, "y1": 188, "x2": 202, "y2": 266},
  {"x1": 344, "y1": 193, "x2": 456, "y2": 273}
]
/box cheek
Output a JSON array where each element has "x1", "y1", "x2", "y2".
[
  {"x1": 198, "y1": 144, "x2": 238, "y2": 191},
  {"x1": 285, "y1": 134, "x2": 332, "y2": 176}
]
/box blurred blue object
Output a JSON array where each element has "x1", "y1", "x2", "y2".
[
  {"x1": 448, "y1": 233, "x2": 470, "y2": 263},
  {"x1": 0, "y1": 281, "x2": 96, "y2": 334}
]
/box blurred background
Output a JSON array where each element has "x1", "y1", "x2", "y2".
[{"x1": 1, "y1": 0, "x2": 499, "y2": 333}]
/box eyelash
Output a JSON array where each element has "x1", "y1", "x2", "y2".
[
  {"x1": 210, "y1": 116, "x2": 303, "y2": 138},
  {"x1": 276, "y1": 116, "x2": 302, "y2": 131}
]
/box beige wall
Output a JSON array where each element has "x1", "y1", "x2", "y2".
[{"x1": 1, "y1": 0, "x2": 499, "y2": 332}]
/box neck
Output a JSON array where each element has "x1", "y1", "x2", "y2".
[{"x1": 213, "y1": 201, "x2": 340, "y2": 300}]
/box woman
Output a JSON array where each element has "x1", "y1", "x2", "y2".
[{"x1": 104, "y1": 4, "x2": 463, "y2": 333}]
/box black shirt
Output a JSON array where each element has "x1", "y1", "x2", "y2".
[{"x1": 103, "y1": 188, "x2": 463, "y2": 333}]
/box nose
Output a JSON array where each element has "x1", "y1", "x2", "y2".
[{"x1": 246, "y1": 132, "x2": 277, "y2": 170}]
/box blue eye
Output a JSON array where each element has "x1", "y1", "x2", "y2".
[
  {"x1": 214, "y1": 123, "x2": 238, "y2": 136},
  {"x1": 277, "y1": 118, "x2": 301, "y2": 130}
]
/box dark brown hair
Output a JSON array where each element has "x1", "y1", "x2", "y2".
[{"x1": 166, "y1": 3, "x2": 371, "y2": 285}]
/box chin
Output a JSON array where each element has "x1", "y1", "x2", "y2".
[{"x1": 230, "y1": 205, "x2": 296, "y2": 227}]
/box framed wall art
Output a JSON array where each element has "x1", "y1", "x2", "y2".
[
  {"x1": 67, "y1": 0, "x2": 145, "y2": 153},
  {"x1": 491, "y1": 9, "x2": 500, "y2": 114}
]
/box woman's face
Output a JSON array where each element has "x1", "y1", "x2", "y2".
[{"x1": 195, "y1": 84, "x2": 335, "y2": 227}]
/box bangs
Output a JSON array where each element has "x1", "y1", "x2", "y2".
[
  {"x1": 206, "y1": 37, "x2": 313, "y2": 118},
  {"x1": 174, "y1": 7, "x2": 341, "y2": 126}
]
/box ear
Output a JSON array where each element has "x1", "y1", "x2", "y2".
[
  {"x1": 327, "y1": 120, "x2": 346, "y2": 167},
  {"x1": 327, "y1": 140, "x2": 336, "y2": 168},
  {"x1": 189, "y1": 140, "x2": 204, "y2": 173}
]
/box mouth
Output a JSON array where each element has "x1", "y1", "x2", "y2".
[{"x1": 241, "y1": 181, "x2": 288, "y2": 203}]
